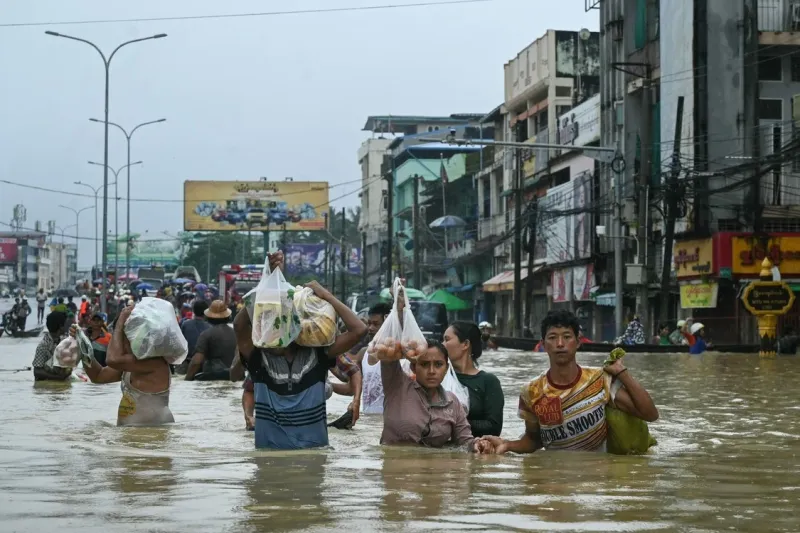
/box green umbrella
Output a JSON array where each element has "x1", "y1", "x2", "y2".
[
  {"x1": 426, "y1": 289, "x2": 471, "y2": 311},
  {"x1": 379, "y1": 286, "x2": 426, "y2": 301}
]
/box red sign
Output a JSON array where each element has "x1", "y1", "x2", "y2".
[
  {"x1": 533, "y1": 395, "x2": 564, "y2": 426},
  {"x1": 0, "y1": 238, "x2": 17, "y2": 264}
]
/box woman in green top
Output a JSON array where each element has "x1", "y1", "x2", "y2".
[{"x1": 443, "y1": 321, "x2": 504, "y2": 437}]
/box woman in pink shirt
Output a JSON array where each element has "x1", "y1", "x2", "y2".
[{"x1": 377, "y1": 339, "x2": 493, "y2": 453}]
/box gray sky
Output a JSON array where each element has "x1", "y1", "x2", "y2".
[{"x1": 0, "y1": 0, "x2": 598, "y2": 268}]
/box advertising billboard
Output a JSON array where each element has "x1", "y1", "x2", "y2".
[
  {"x1": 0, "y1": 238, "x2": 18, "y2": 264},
  {"x1": 184, "y1": 181, "x2": 329, "y2": 232},
  {"x1": 106, "y1": 234, "x2": 182, "y2": 268},
  {"x1": 284, "y1": 243, "x2": 361, "y2": 276}
]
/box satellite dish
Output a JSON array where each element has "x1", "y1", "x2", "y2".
[{"x1": 579, "y1": 28, "x2": 591, "y2": 41}]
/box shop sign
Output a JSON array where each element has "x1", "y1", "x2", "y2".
[
  {"x1": 732, "y1": 236, "x2": 800, "y2": 276},
  {"x1": 674, "y1": 238, "x2": 714, "y2": 278},
  {"x1": 741, "y1": 281, "x2": 795, "y2": 315},
  {"x1": 680, "y1": 282, "x2": 719, "y2": 309}
]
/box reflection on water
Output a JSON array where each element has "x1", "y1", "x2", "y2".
[{"x1": 2, "y1": 337, "x2": 800, "y2": 532}]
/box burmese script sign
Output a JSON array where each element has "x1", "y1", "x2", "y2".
[{"x1": 741, "y1": 281, "x2": 795, "y2": 316}]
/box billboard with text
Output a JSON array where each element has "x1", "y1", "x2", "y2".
[
  {"x1": 284, "y1": 243, "x2": 361, "y2": 276},
  {"x1": 184, "y1": 180, "x2": 329, "y2": 232}
]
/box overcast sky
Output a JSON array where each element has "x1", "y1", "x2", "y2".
[{"x1": 0, "y1": 0, "x2": 598, "y2": 268}]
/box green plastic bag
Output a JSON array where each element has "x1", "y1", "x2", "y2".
[{"x1": 604, "y1": 347, "x2": 657, "y2": 455}]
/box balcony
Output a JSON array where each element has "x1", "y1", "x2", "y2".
[
  {"x1": 759, "y1": 0, "x2": 800, "y2": 45},
  {"x1": 478, "y1": 214, "x2": 507, "y2": 241}
]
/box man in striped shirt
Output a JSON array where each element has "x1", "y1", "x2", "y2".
[
  {"x1": 234, "y1": 252, "x2": 366, "y2": 450},
  {"x1": 483, "y1": 309, "x2": 658, "y2": 454}
]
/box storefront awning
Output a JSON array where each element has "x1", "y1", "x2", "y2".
[{"x1": 483, "y1": 270, "x2": 528, "y2": 292}]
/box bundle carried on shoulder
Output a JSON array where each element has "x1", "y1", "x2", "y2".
[
  {"x1": 250, "y1": 260, "x2": 301, "y2": 348},
  {"x1": 293, "y1": 286, "x2": 337, "y2": 347},
  {"x1": 604, "y1": 347, "x2": 657, "y2": 455},
  {"x1": 124, "y1": 297, "x2": 189, "y2": 365}
]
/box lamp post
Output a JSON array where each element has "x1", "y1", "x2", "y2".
[
  {"x1": 88, "y1": 161, "x2": 142, "y2": 293},
  {"x1": 45, "y1": 30, "x2": 167, "y2": 312},
  {"x1": 89, "y1": 117, "x2": 166, "y2": 283},
  {"x1": 58, "y1": 205, "x2": 93, "y2": 276},
  {"x1": 74, "y1": 179, "x2": 116, "y2": 274}
]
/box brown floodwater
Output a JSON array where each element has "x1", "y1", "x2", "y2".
[{"x1": 1, "y1": 332, "x2": 799, "y2": 533}]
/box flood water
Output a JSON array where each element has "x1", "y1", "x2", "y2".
[{"x1": 2, "y1": 330, "x2": 800, "y2": 532}]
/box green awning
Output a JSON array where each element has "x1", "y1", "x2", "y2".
[
  {"x1": 790, "y1": 284, "x2": 800, "y2": 292},
  {"x1": 379, "y1": 287, "x2": 426, "y2": 301},
  {"x1": 426, "y1": 289, "x2": 472, "y2": 311}
]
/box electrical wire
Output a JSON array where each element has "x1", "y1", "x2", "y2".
[{"x1": 0, "y1": 0, "x2": 496, "y2": 28}]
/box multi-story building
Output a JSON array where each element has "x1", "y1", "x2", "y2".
[
  {"x1": 595, "y1": 0, "x2": 800, "y2": 343},
  {"x1": 0, "y1": 231, "x2": 47, "y2": 293},
  {"x1": 48, "y1": 241, "x2": 79, "y2": 289},
  {"x1": 481, "y1": 29, "x2": 600, "y2": 335}
]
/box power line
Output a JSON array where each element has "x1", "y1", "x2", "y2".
[{"x1": 0, "y1": 0, "x2": 495, "y2": 28}]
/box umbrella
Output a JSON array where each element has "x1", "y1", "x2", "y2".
[
  {"x1": 426, "y1": 289, "x2": 471, "y2": 311},
  {"x1": 172, "y1": 278, "x2": 192, "y2": 284},
  {"x1": 429, "y1": 215, "x2": 467, "y2": 229},
  {"x1": 181, "y1": 291, "x2": 195, "y2": 297},
  {"x1": 194, "y1": 283, "x2": 209, "y2": 292},
  {"x1": 379, "y1": 287, "x2": 426, "y2": 302},
  {"x1": 137, "y1": 283, "x2": 155, "y2": 291}
]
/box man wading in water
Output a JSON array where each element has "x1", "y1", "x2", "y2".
[{"x1": 482, "y1": 309, "x2": 658, "y2": 454}]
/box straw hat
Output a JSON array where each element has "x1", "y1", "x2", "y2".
[{"x1": 205, "y1": 299, "x2": 232, "y2": 319}]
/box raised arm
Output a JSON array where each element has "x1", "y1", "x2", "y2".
[
  {"x1": 304, "y1": 281, "x2": 367, "y2": 357},
  {"x1": 605, "y1": 359, "x2": 659, "y2": 422},
  {"x1": 234, "y1": 305, "x2": 254, "y2": 360},
  {"x1": 106, "y1": 305, "x2": 170, "y2": 374}
]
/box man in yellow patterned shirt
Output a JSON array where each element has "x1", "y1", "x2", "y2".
[{"x1": 483, "y1": 310, "x2": 658, "y2": 453}]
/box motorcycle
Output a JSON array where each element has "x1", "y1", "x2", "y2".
[{"x1": 0, "y1": 310, "x2": 20, "y2": 338}]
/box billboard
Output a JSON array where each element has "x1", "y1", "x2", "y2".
[
  {"x1": 184, "y1": 181, "x2": 329, "y2": 232},
  {"x1": 0, "y1": 238, "x2": 18, "y2": 264},
  {"x1": 284, "y1": 243, "x2": 361, "y2": 276},
  {"x1": 106, "y1": 234, "x2": 182, "y2": 268}
]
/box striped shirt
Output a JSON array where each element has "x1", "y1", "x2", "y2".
[
  {"x1": 518, "y1": 366, "x2": 620, "y2": 452},
  {"x1": 246, "y1": 345, "x2": 334, "y2": 450}
]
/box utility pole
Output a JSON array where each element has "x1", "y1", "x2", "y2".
[
  {"x1": 513, "y1": 148, "x2": 524, "y2": 337},
  {"x1": 659, "y1": 96, "x2": 685, "y2": 324},
  {"x1": 340, "y1": 207, "x2": 346, "y2": 301},
  {"x1": 361, "y1": 231, "x2": 367, "y2": 293},
  {"x1": 412, "y1": 174, "x2": 421, "y2": 289},
  {"x1": 323, "y1": 212, "x2": 330, "y2": 286},
  {"x1": 637, "y1": 67, "x2": 653, "y2": 337},
  {"x1": 523, "y1": 199, "x2": 538, "y2": 333},
  {"x1": 384, "y1": 155, "x2": 394, "y2": 284},
  {"x1": 744, "y1": 0, "x2": 762, "y2": 236},
  {"x1": 262, "y1": 225, "x2": 270, "y2": 259}
]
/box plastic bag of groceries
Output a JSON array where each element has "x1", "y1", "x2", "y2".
[
  {"x1": 603, "y1": 348, "x2": 656, "y2": 455},
  {"x1": 75, "y1": 327, "x2": 95, "y2": 367},
  {"x1": 368, "y1": 278, "x2": 406, "y2": 361},
  {"x1": 52, "y1": 337, "x2": 80, "y2": 368},
  {"x1": 293, "y1": 286, "x2": 337, "y2": 347},
  {"x1": 398, "y1": 285, "x2": 426, "y2": 360},
  {"x1": 441, "y1": 362, "x2": 471, "y2": 413},
  {"x1": 124, "y1": 297, "x2": 189, "y2": 365},
  {"x1": 251, "y1": 261, "x2": 301, "y2": 349}
]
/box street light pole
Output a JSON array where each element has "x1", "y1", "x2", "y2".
[
  {"x1": 88, "y1": 161, "x2": 141, "y2": 293},
  {"x1": 75, "y1": 180, "x2": 117, "y2": 274},
  {"x1": 55, "y1": 224, "x2": 76, "y2": 289},
  {"x1": 59, "y1": 205, "x2": 93, "y2": 274},
  {"x1": 46, "y1": 30, "x2": 167, "y2": 313},
  {"x1": 89, "y1": 117, "x2": 166, "y2": 283}
]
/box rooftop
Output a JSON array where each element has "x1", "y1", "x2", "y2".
[{"x1": 363, "y1": 114, "x2": 484, "y2": 132}]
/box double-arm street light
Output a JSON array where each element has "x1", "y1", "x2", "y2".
[
  {"x1": 45, "y1": 30, "x2": 167, "y2": 312},
  {"x1": 87, "y1": 161, "x2": 141, "y2": 293},
  {"x1": 74, "y1": 179, "x2": 117, "y2": 273},
  {"x1": 89, "y1": 118, "x2": 166, "y2": 282},
  {"x1": 58, "y1": 205, "x2": 94, "y2": 272}
]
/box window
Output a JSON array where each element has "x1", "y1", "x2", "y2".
[
  {"x1": 555, "y1": 86, "x2": 572, "y2": 98},
  {"x1": 759, "y1": 56, "x2": 782, "y2": 81},
  {"x1": 791, "y1": 56, "x2": 800, "y2": 82},
  {"x1": 759, "y1": 99, "x2": 783, "y2": 121}
]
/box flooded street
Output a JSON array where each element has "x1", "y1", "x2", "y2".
[{"x1": 2, "y1": 330, "x2": 800, "y2": 532}]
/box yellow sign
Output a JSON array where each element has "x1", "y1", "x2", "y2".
[
  {"x1": 183, "y1": 181, "x2": 329, "y2": 232},
  {"x1": 679, "y1": 282, "x2": 719, "y2": 309},
  {"x1": 732, "y1": 236, "x2": 800, "y2": 276},
  {"x1": 741, "y1": 281, "x2": 795, "y2": 316},
  {"x1": 674, "y1": 238, "x2": 714, "y2": 278},
  {"x1": 522, "y1": 135, "x2": 536, "y2": 177}
]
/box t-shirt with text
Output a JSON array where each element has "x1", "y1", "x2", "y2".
[{"x1": 518, "y1": 366, "x2": 620, "y2": 452}]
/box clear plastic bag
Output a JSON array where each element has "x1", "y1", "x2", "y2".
[
  {"x1": 124, "y1": 297, "x2": 189, "y2": 365},
  {"x1": 251, "y1": 262, "x2": 301, "y2": 349},
  {"x1": 293, "y1": 286, "x2": 337, "y2": 347},
  {"x1": 441, "y1": 362, "x2": 471, "y2": 413},
  {"x1": 398, "y1": 286, "x2": 426, "y2": 360},
  {"x1": 52, "y1": 337, "x2": 80, "y2": 368},
  {"x1": 75, "y1": 327, "x2": 95, "y2": 368},
  {"x1": 368, "y1": 278, "x2": 405, "y2": 361}
]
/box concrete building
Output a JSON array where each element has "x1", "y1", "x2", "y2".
[
  {"x1": 359, "y1": 115, "x2": 487, "y2": 290},
  {"x1": 48, "y1": 242, "x2": 78, "y2": 289},
  {"x1": 0, "y1": 231, "x2": 47, "y2": 294}
]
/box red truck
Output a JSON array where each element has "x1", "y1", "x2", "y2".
[{"x1": 218, "y1": 264, "x2": 263, "y2": 305}]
